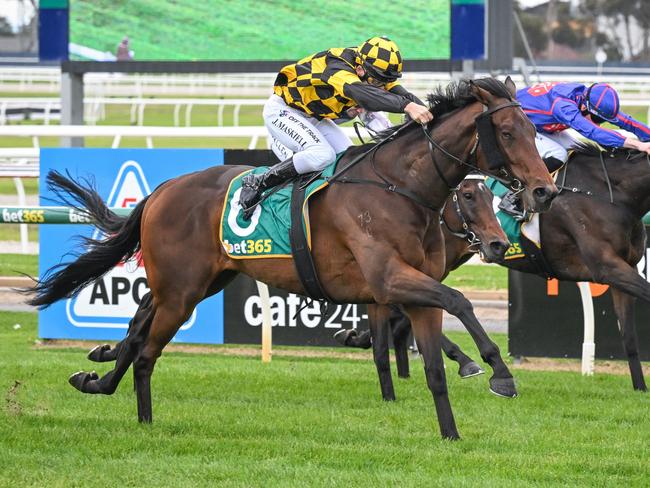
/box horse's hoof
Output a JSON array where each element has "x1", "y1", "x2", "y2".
[
  {"x1": 489, "y1": 377, "x2": 518, "y2": 398},
  {"x1": 458, "y1": 361, "x2": 485, "y2": 379},
  {"x1": 333, "y1": 329, "x2": 357, "y2": 346},
  {"x1": 87, "y1": 344, "x2": 111, "y2": 362},
  {"x1": 68, "y1": 371, "x2": 99, "y2": 393}
]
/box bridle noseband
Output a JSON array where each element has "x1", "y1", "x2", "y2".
[{"x1": 440, "y1": 189, "x2": 480, "y2": 250}]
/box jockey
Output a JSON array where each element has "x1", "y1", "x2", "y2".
[
  {"x1": 238, "y1": 36, "x2": 433, "y2": 219},
  {"x1": 500, "y1": 81, "x2": 650, "y2": 219}
]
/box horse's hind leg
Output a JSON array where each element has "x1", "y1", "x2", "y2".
[
  {"x1": 69, "y1": 293, "x2": 154, "y2": 395},
  {"x1": 368, "y1": 305, "x2": 396, "y2": 401},
  {"x1": 441, "y1": 334, "x2": 485, "y2": 379},
  {"x1": 133, "y1": 270, "x2": 239, "y2": 423},
  {"x1": 87, "y1": 342, "x2": 122, "y2": 362},
  {"x1": 611, "y1": 288, "x2": 647, "y2": 392},
  {"x1": 404, "y1": 306, "x2": 459, "y2": 440}
]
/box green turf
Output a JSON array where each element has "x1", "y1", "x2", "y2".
[
  {"x1": 1, "y1": 313, "x2": 649, "y2": 486},
  {"x1": 0, "y1": 178, "x2": 38, "y2": 195},
  {"x1": 445, "y1": 264, "x2": 507, "y2": 290},
  {"x1": 0, "y1": 253, "x2": 38, "y2": 277},
  {"x1": 0, "y1": 225, "x2": 38, "y2": 243}
]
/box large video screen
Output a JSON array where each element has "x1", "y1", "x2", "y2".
[{"x1": 69, "y1": 0, "x2": 450, "y2": 61}]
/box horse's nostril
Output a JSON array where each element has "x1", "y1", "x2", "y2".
[
  {"x1": 533, "y1": 187, "x2": 548, "y2": 200},
  {"x1": 490, "y1": 241, "x2": 508, "y2": 255}
]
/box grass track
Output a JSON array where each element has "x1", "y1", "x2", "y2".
[{"x1": 1, "y1": 312, "x2": 650, "y2": 486}]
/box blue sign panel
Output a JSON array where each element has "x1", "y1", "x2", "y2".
[
  {"x1": 451, "y1": 0, "x2": 486, "y2": 60},
  {"x1": 39, "y1": 148, "x2": 224, "y2": 343},
  {"x1": 39, "y1": 7, "x2": 69, "y2": 62}
]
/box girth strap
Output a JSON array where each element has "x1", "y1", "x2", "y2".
[{"x1": 289, "y1": 174, "x2": 334, "y2": 302}]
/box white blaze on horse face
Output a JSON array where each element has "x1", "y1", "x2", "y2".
[{"x1": 229, "y1": 187, "x2": 262, "y2": 237}]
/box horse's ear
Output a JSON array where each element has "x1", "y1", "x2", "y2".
[
  {"x1": 504, "y1": 76, "x2": 517, "y2": 98},
  {"x1": 469, "y1": 80, "x2": 491, "y2": 106}
]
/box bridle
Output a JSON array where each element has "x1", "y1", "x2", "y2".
[
  {"x1": 440, "y1": 188, "x2": 481, "y2": 250},
  {"x1": 321, "y1": 99, "x2": 527, "y2": 213},
  {"x1": 421, "y1": 100, "x2": 524, "y2": 191}
]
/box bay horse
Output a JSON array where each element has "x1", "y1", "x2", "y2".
[
  {"x1": 338, "y1": 177, "x2": 511, "y2": 400},
  {"x1": 353, "y1": 144, "x2": 650, "y2": 395},
  {"x1": 28, "y1": 77, "x2": 556, "y2": 440}
]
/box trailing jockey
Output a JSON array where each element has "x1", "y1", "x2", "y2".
[
  {"x1": 238, "y1": 36, "x2": 432, "y2": 219},
  {"x1": 500, "y1": 81, "x2": 650, "y2": 220}
]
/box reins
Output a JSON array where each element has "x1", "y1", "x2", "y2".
[
  {"x1": 557, "y1": 149, "x2": 650, "y2": 204},
  {"x1": 323, "y1": 99, "x2": 525, "y2": 213}
]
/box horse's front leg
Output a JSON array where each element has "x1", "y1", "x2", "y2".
[
  {"x1": 367, "y1": 305, "x2": 396, "y2": 401},
  {"x1": 579, "y1": 246, "x2": 650, "y2": 391},
  {"x1": 362, "y1": 262, "x2": 499, "y2": 438},
  {"x1": 371, "y1": 263, "x2": 515, "y2": 398},
  {"x1": 390, "y1": 310, "x2": 412, "y2": 379},
  {"x1": 403, "y1": 306, "x2": 459, "y2": 440},
  {"x1": 611, "y1": 288, "x2": 647, "y2": 392},
  {"x1": 441, "y1": 334, "x2": 485, "y2": 379}
]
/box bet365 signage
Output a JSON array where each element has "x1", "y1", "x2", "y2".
[{"x1": 39, "y1": 149, "x2": 224, "y2": 343}]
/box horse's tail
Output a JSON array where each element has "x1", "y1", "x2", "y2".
[
  {"x1": 28, "y1": 172, "x2": 148, "y2": 308},
  {"x1": 46, "y1": 170, "x2": 127, "y2": 233}
]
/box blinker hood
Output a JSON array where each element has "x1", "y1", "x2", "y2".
[{"x1": 475, "y1": 112, "x2": 506, "y2": 171}]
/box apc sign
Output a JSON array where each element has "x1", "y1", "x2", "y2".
[{"x1": 39, "y1": 149, "x2": 224, "y2": 343}]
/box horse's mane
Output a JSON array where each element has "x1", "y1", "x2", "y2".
[{"x1": 371, "y1": 77, "x2": 513, "y2": 142}]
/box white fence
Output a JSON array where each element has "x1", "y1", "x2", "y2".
[
  {"x1": 5, "y1": 65, "x2": 650, "y2": 97},
  {"x1": 0, "y1": 97, "x2": 268, "y2": 126},
  {"x1": 0, "y1": 124, "x2": 364, "y2": 150}
]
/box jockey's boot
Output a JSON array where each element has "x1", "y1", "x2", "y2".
[
  {"x1": 544, "y1": 156, "x2": 565, "y2": 173},
  {"x1": 239, "y1": 157, "x2": 298, "y2": 220},
  {"x1": 498, "y1": 190, "x2": 527, "y2": 222}
]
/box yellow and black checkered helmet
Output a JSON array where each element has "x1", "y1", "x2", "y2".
[{"x1": 356, "y1": 36, "x2": 403, "y2": 82}]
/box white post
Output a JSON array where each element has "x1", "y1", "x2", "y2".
[
  {"x1": 255, "y1": 280, "x2": 273, "y2": 363},
  {"x1": 13, "y1": 176, "x2": 28, "y2": 254},
  {"x1": 578, "y1": 282, "x2": 595, "y2": 376}
]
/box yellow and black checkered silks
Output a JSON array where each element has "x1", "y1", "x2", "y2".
[
  {"x1": 356, "y1": 36, "x2": 403, "y2": 80},
  {"x1": 273, "y1": 47, "x2": 401, "y2": 120}
]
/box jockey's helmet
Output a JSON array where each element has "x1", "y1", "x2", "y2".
[
  {"x1": 584, "y1": 83, "x2": 620, "y2": 123},
  {"x1": 356, "y1": 36, "x2": 403, "y2": 83}
]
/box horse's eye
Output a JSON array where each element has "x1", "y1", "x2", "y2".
[
  {"x1": 502, "y1": 131, "x2": 513, "y2": 140},
  {"x1": 463, "y1": 192, "x2": 473, "y2": 200}
]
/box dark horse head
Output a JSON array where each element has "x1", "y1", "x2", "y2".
[
  {"x1": 425, "y1": 77, "x2": 558, "y2": 213},
  {"x1": 450, "y1": 177, "x2": 509, "y2": 263}
]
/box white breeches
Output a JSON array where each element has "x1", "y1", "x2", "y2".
[
  {"x1": 263, "y1": 95, "x2": 353, "y2": 174},
  {"x1": 535, "y1": 131, "x2": 576, "y2": 163}
]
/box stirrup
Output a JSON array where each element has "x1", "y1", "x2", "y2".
[
  {"x1": 498, "y1": 192, "x2": 527, "y2": 222},
  {"x1": 239, "y1": 174, "x2": 264, "y2": 221}
]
